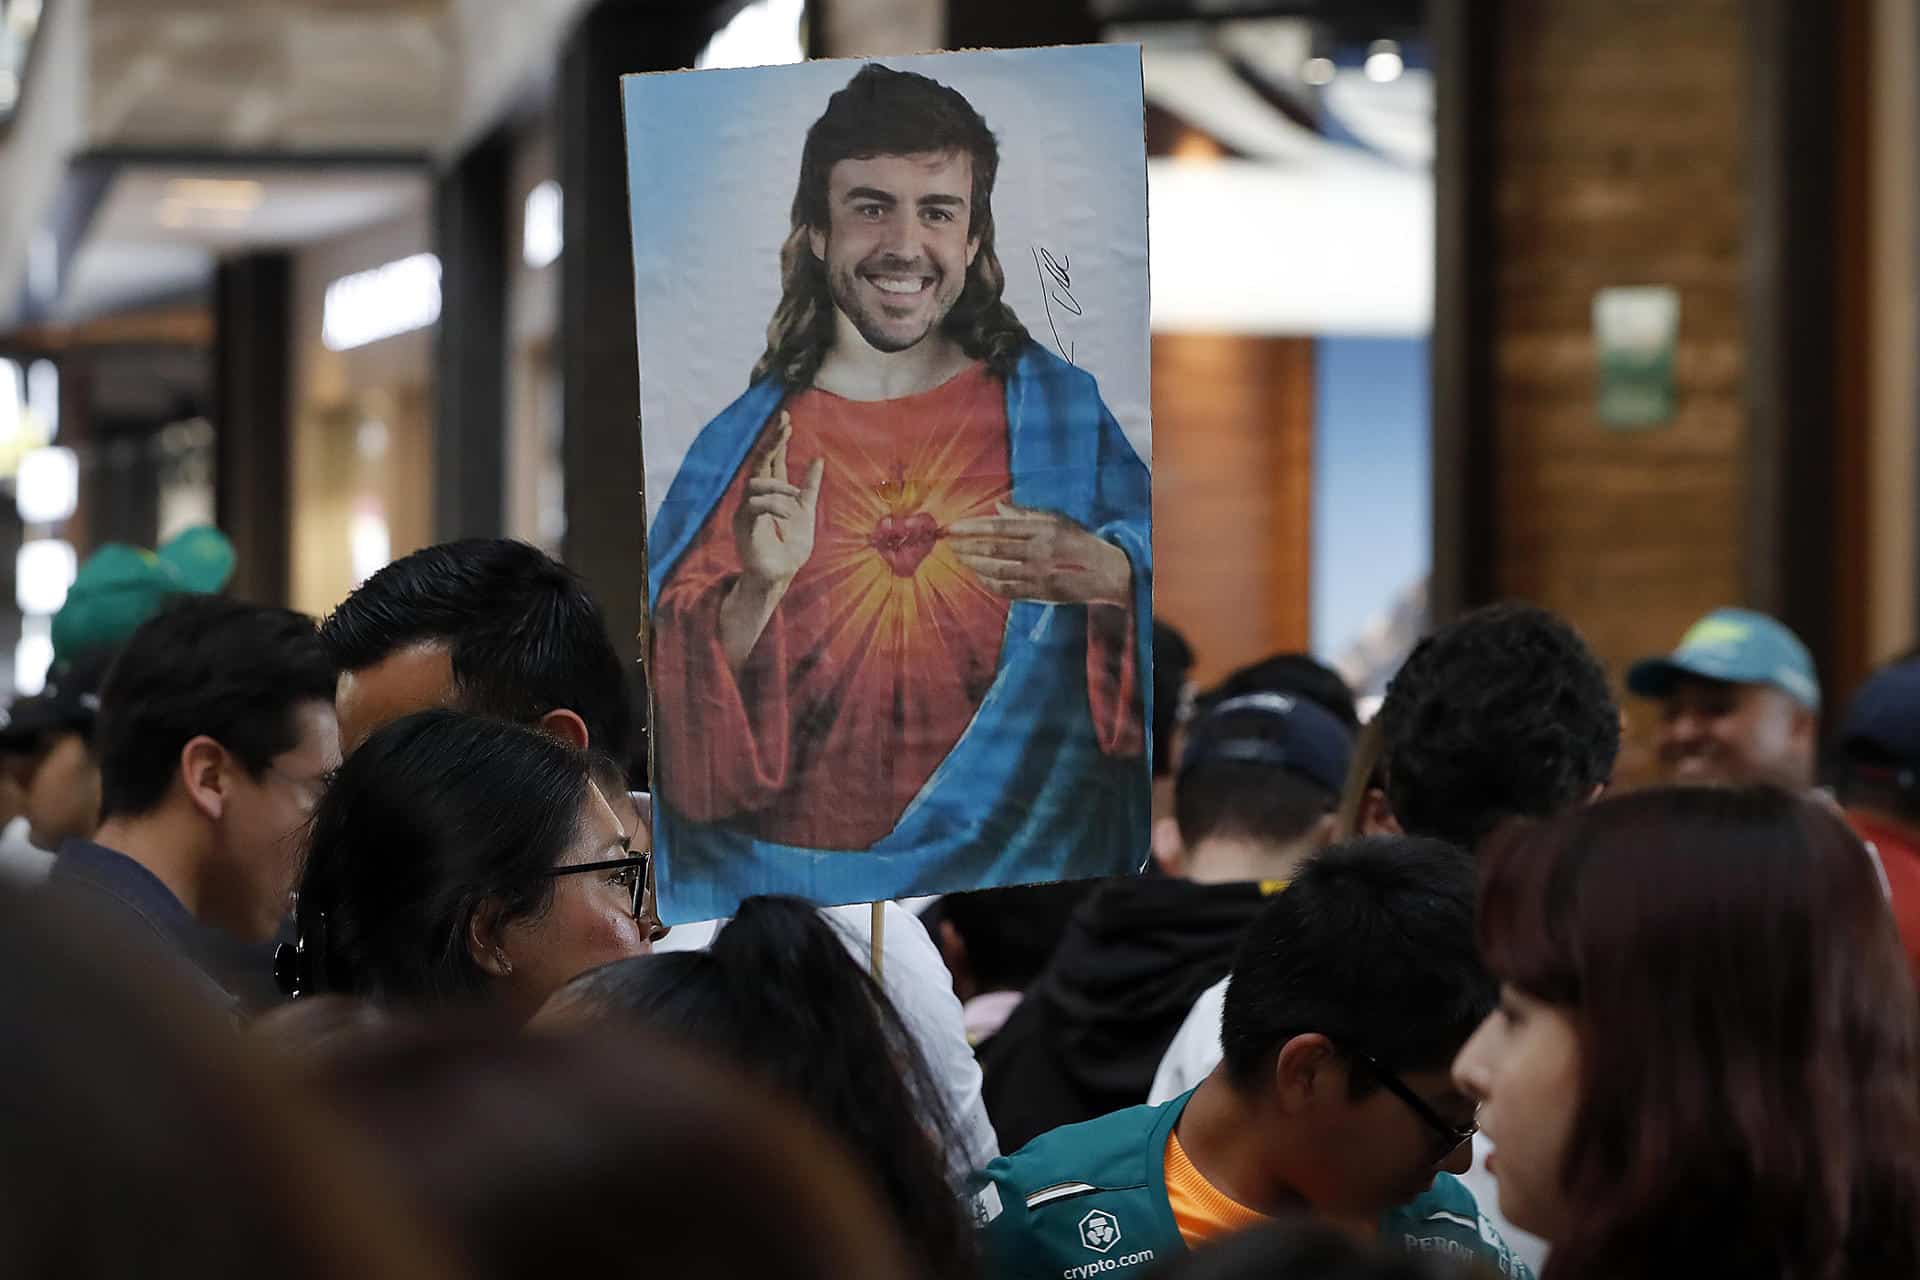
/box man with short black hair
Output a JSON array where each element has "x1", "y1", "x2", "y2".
[
  {"x1": 323, "y1": 538, "x2": 636, "y2": 767},
  {"x1": 3, "y1": 527, "x2": 237, "y2": 868},
  {"x1": 1196, "y1": 652, "x2": 1360, "y2": 732},
  {"x1": 975, "y1": 838, "x2": 1529, "y2": 1276},
  {"x1": 47, "y1": 597, "x2": 338, "y2": 1008},
  {"x1": 980, "y1": 693, "x2": 1352, "y2": 1152},
  {"x1": 1150, "y1": 604, "x2": 1614, "y2": 1274},
  {"x1": 1376, "y1": 603, "x2": 1620, "y2": 850},
  {"x1": 5, "y1": 647, "x2": 113, "y2": 858}
]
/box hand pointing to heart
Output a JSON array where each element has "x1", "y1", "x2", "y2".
[{"x1": 949, "y1": 502, "x2": 1132, "y2": 607}]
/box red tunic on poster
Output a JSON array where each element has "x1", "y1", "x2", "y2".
[{"x1": 654, "y1": 361, "x2": 1138, "y2": 851}]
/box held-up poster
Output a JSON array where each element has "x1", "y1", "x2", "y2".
[{"x1": 624, "y1": 45, "x2": 1153, "y2": 923}]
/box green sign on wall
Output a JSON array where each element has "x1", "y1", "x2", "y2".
[{"x1": 1594, "y1": 285, "x2": 1680, "y2": 429}]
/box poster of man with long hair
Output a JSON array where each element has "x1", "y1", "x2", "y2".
[{"x1": 626, "y1": 47, "x2": 1152, "y2": 922}]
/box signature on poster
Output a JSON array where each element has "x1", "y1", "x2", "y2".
[{"x1": 1033, "y1": 245, "x2": 1082, "y2": 365}]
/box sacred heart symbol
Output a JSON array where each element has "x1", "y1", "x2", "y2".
[{"x1": 870, "y1": 511, "x2": 940, "y2": 577}]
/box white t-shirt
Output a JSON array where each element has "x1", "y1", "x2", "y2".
[
  {"x1": 1148, "y1": 975, "x2": 1551, "y2": 1276},
  {"x1": 1147, "y1": 973, "x2": 1227, "y2": 1107},
  {"x1": 0, "y1": 816, "x2": 53, "y2": 883},
  {"x1": 654, "y1": 900, "x2": 1000, "y2": 1178}
]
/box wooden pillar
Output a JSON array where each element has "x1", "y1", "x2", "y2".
[
  {"x1": 433, "y1": 128, "x2": 511, "y2": 541},
  {"x1": 213, "y1": 253, "x2": 293, "y2": 606},
  {"x1": 557, "y1": 0, "x2": 735, "y2": 774},
  {"x1": 1428, "y1": 0, "x2": 1500, "y2": 624}
]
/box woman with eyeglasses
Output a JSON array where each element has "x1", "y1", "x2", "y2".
[
  {"x1": 1453, "y1": 785, "x2": 1920, "y2": 1279},
  {"x1": 281, "y1": 709, "x2": 663, "y2": 1018}
]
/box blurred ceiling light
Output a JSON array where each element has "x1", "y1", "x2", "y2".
[
  {"x1": 0, "y1": 359, "x2": 19, "y2": 443},
  {"x1": 27, "y1": 228, "x2": 57, "y2": 302},
  {"x1": 1364, "y1": 39, "x2": 1404, "y2": 83},
  {"x1": 26, "y1": 359, "x2": 56, "y2": 441},
  {"x1": 524, "y1": 180, "x2": 563, "y2": 269},
  {"x1": 323, "y1": 254, "x2": 442, "y2": 351},
  {"x1": 1303, "y1": 56, "x2": 1336, "y2": 86},
  {"x1": 157, "y1": 177, "x2": 263, "y2": 231},
  {"x1": 696, "y1": 0, "x2": 804, "y2": 70},
  {"x1": 16, "y1": 538, "x2": 76, "y2": 616},
  {"x1": 356, "y1": 418, "x2": 390, "y2": 461},
  {"x1": 166, "y1": 178, "x2": 262, "y2": 209},
  {"x1": 349, "y1": 502, "x2": 392, "y2": 588},
  {"x1": 1171, "y1": 131, "x2": 1225, "y2": 163},
  {"x1": 0, "y1": 69, "x2": 18, "y2": 112},
  {"x1": 14, "y1": 626, "x2": 52, "y2": 698},
  {"x1": 16, "y1": 446, "x2": 77, "y2": 525}
]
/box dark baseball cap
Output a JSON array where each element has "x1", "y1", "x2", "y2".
[
  {"x1": 1177, "y1": 691, "x2": 1355, "y2": 797},
  {"x1": 1837, "y1": 658, "x2": 1920, "y2": 771},
  {"x1": 0, "y1": 647, "x2": 116, "y2": 752}
]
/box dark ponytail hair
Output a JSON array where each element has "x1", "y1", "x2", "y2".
[
  {"x1": 555, "y1": 896, "x2": 977, "y2": 1280},
  {"x1": 285, "y1": 710, "x2": 592, "y2": 1008}
]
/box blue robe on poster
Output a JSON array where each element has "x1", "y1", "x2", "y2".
[{"x1": 646, "y1": 339, "x2": 1152, "y2": 924}]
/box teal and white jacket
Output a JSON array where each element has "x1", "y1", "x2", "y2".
[{"x1": 973, "y1": 1092, "x2": 1535, "y2": 1280}]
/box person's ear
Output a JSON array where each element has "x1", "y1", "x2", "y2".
[
  {"x1": 179, "y1": 736, "x2": 231, "y2": 822},
  {"x1": 966, "y1": 233, "x2": 981, "y2": 269},
  {"x1": 536, "y1": 708, "x2": 590, "y2": 751},
  {"x1": 809, "y1": 225, "x2": 828, "y2": 263},
  {"x1": 1359, "y1": 788, "x2": 1400, "y2": 837},
  {"x1": 1273, "y1": 1033, "x2": 1339, "y2": 1114},
  {"x1": 467, "y1": 900, "x2": 515, "y2": 979},
  {"x1": 1151, "y1": 815, "x2": 1186, "y2": 877},
  {"x1": 936, "y1": 918, "x2": 976, "y2": 1002},
  {"x1": 1307, "y1": 810, "x2": 1340, "y2": 849}
]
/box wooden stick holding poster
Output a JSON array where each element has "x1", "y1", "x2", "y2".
[
  {"x1": 623, "y1": 46, "x2": 1154, "y2": 925},
  {"x1": 870, "y1": 900, "x2": 884, "y2": 981}
]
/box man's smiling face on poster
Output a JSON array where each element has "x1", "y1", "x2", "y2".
[{"x1": 809, "y1": 149, "x2": 982, "y2": 354}]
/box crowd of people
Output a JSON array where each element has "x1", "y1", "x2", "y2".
[{"x1": 2, "y1": 530, "x2": 1918, "y2": 1279}]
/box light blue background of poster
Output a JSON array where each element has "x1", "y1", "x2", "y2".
[{"x1": 623, "y1": 45, "x2": 1152, "y2": 523}]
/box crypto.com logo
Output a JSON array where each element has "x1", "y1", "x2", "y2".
[{"x1": 1078, "y1": 1209, "x2": 1120, "y2": 1254}]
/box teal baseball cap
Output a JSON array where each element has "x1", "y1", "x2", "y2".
[
  {"x1": 1627, "y1": 607, "x2": 1821, "y2": 711},
  {"x1": 50, "y1": 526, "x2": 236, "y2": 666}
]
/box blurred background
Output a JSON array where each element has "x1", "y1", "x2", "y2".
[{"x1": 0, "y1": 0, "x2": 1909, "y2": 784}]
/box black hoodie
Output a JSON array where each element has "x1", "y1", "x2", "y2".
[{"x1": 975, "y1": 874, "x2": 1278, "y2": 1153}]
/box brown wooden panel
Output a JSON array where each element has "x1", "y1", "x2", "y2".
[
  {"x1": 1488, "y1": 0, "x2": 1749, "y2": 723},
  {"x1": 1833, "y1": 0, "x2": 1874, "y2": 699},
  {"x1": 1150, "y1": 334, "x2": 1313, "y2": 687},
  {"x1": 1472, "y1": 0, "x2": 1758, "y2": 792}
]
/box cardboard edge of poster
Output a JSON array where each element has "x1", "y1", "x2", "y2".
[{"x1": 617, "y1": 43, "x2": 1155, "y2": 931}]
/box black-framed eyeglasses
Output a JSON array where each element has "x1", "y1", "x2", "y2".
[
  {"x1": 543, "y1": 854, "x2": 651, "y2": 920},
  {"x1": 1346, "y1": 1046, "x2": 1478, "y2": 1163}
]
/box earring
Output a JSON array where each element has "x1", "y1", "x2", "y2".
[{"x1": 494, "y1": 948, "x2": 514, "y2": 977}]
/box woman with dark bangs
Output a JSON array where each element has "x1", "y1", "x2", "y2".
[{"x1": 1452, "y1": 785, "x2": 1920, "y2": 1279}]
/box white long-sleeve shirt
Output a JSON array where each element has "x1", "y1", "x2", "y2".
[{"x1": 654, "y1": 900, "x2": 1000, "y2": 1177}]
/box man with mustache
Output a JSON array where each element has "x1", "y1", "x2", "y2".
[{"x1": 648, "y1": 63, "x2": 1151, "y2": 918}]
